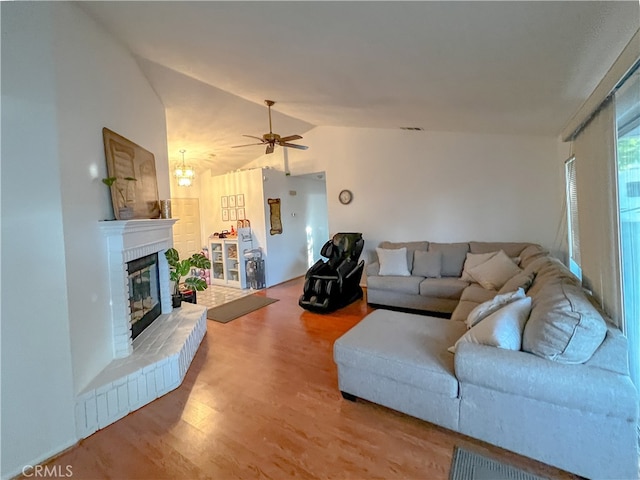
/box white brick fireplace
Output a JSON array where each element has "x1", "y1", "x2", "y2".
[
  {"x1": 74, "y1": 219, "x2": 208, "y2": 439},
  {"x1": 99, "y1": 218, "x2": 176, "y2": 357}
]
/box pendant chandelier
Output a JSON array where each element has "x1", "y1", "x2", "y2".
[{"x1": 174, "y1": 149, "x2": 195, "y2": 187}]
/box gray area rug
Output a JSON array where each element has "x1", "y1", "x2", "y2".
[
  {"x1": 207, "y1": 294, "x2": 279, "y2": 323},
  {"x1": 450, "y1": 447, "x2": 548, "y2": 480}
]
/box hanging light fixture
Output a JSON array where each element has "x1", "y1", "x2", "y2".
[{"x1": 174, "y1": 149, "x2": 195, "y2": 187}]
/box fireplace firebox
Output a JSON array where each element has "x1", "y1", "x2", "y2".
[{"x1": 128, "y1": 253, "x2": 161, "y2": 340}]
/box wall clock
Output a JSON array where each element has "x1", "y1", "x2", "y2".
[{"x1": 339, "y1": 189, "x2": 353, "y2": 205}]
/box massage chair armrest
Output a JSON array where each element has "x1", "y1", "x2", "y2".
[{"x1": 344, "y1": 260, "x2": 365, "y2": 280}]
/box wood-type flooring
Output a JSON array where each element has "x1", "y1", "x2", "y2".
[{"x1": 31, "y1": 278, "x2": 580, "y2": 480}]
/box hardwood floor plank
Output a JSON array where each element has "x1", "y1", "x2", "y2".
[{"x1": 25, "y1": 278, "x2": 579, "y2": 480}]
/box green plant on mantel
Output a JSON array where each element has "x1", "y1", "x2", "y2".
[
  {"x1": 102, "y1": 176, "x2": 136, "y2": 207},
  {"x1": 165, "y1": 248, "x2": 211, "y2": 296}
]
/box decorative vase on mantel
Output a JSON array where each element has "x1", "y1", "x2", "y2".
[{"x1": 119, "y1": 206, "x2": 134, "y2": 220}]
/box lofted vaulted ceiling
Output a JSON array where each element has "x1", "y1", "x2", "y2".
[{"x1": 81, "y1": 1, "x2": 639, "y2": 175}]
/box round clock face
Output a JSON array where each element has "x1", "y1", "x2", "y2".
[{"x1": 339, "y1": 189, "x2": 353, "y2": 205}]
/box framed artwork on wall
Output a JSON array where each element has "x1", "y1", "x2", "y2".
[
  {"x1": 222, "y1": 209, "x2": 229, "y2": 221},
  {"x1": 229, "y1": 195, "x2": 236, "y2": 208},
  {"x1": 230, "y1": 209, "x2": 237, "y2": 221},
  {"x1": 237, "y1": 208, "x2": 245, "y2": 220},
  {"x1": 221, "y1": 196, "x2": 228, "y2": 208},
  {"x1": 236, "y1": 194, "x2": 245, "y2": 207},
  {"x1": 268, "y1": 198, "x2": 282, "y2": 235},
  {"x1": 102, "y1": 128, "x2": 160, "y2": 220}
]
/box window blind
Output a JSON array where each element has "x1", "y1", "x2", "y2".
[
  {"x1": 573, "y1": 98, "x2": 622, "y2": 323},
  {"x1": 565, "y1": 157, "x2": 581, "y2": 267}
]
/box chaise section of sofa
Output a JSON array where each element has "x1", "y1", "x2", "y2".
[{"x1": 334, "y1": 309, "x2": 466, "y2": 431}]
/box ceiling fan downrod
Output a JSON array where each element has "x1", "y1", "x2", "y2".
[{"x1": 265, "y1": 100, "x2": 275, "y2": 135}]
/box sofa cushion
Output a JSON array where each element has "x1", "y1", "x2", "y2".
[
  {"x1": 420, "y1": 278, "x2": 469, "y2": 299},
  {"x1": 460, "y1": 252, "x2": 498, "y2": 282},
  {"x1": 412, "y1": 251, "x2": 442, "y2": 278},
  {"x1": 523, "y1": 281, "x2": 607, "y2": 364},
  {"x1": 519, "y1": 244, "x2": 550, "y2": 269},
  {"x1": 334, "y1": 309, "x2": 465, "y2": 397},
  {"x1": 449, "y1": 297, "x2": 532, "y2": 353},
  {"x1": 450, "y1": 284, "x2": 498, "y2": 323},
  {"x1": 465, "y1": 288, "x2": 526, "y2": 328},
  {"x1": 460, "y1": 285, "x2": 498, "y2": 303},
  {"x1": 525, "y1": 257, "x2": 580, "y2": 299},
  {"x1": 466, "y1": 250, "x2": 522, "y2": 290},
  {"x1": 428, "y1": 243, "x2": 470, "y2": 277},
  {"x1": 498, "y1": 270, "x2": 535, "y2": 294},
  {"x1": 469, "y1": 241, "x2": 530, "y2": 258},
  {"x1": 367, "y1": 275, "x2": 424, "y2": 295},
  {"x1": 377, "y1": 247, "x2": 411, "y2": 276},
  {"x1": 379, "y1": 241, "x2": 429, "y2": 271},
  {"x1": 365, "y1": 261, "x2": 380, "y2": 277},
  {"x1": 450, "y1": 300, "x2": 479, "y2": 323}
]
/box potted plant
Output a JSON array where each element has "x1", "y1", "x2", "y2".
[
  {"x1": 165, "y1": 248, "x2": 211, "y2": 308},
  {"x1": 102, "y1": 176, "x2": 137, "y2": 219}
]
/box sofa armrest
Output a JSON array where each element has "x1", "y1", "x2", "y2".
[
  {"x1": 365, "y1": 261, "x2": 380, "y2": 277},
  {"x1": 454, "y1": 343, "x2": 637, "y2": 418}
]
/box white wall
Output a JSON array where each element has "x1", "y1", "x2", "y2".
[
  {"x1": 245, "y1": 127, "x2": 564, "y2": 263},
  {"x1": 261, "y1": 170, "x2": 314, "y2": 286},
  {"x1": 1, "y1": 4, "x2": 77, "y2": 477},
  {"x1": 292, "y1": 175, "x2": 329, "y2": 266},
  {"x1": 1, "y1": 4, "x2": 170, "y2": 477},
  {"x1": 53, "y1": 4, "x2": 170, "y2": 393}
]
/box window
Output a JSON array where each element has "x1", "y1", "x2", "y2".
[
  {"x1": 615, "y1": 67, "x2": 640, "y2": 388},
  {"x1": 565, "y1": 156, "x2": 582, "y2": 279}
]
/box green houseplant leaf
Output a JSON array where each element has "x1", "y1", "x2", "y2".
[{"x1": 164, "y1": 248, "x2": 212, "y2": 296}]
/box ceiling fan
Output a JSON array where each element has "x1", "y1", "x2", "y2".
[{"x1": 233, "y1": 100, "x2": 309, "y2": 155}]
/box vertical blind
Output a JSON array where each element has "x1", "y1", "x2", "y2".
[{"x1": 565, "y1": 157, "x2": 581, "y2": 268}]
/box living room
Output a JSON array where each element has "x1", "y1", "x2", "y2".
[{"x1": 2, "y1": 1, "x2": 639, "y2": 479}]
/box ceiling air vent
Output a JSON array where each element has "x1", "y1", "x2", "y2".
[{"x1": 400, "y1": 127, "x2": 424, "y2": 131}]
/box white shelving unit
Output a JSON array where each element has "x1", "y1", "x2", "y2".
[{"x1": 209, "y1": 228, "x2": 252, "y2": 288}]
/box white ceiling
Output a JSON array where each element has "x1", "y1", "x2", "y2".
[{"x1": 81, "y1": 1, "x2": 639, "y2": 175}]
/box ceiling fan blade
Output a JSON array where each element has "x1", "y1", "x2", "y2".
[
  {"x1": 232, "y1": 143, "x2": 264, "y2": 148},
  {"x1": 280, "y1": 143, "x2": 309, "y2": 150},
  {"x1": 266, "y1": 143, "x2": 275, "y2": 154},
  {"x1": 242, "y1": 134, "x2": 266, "y2": 142},
  {"x1": 279, "y1": 135, "x2": 302, "y2": 142}
]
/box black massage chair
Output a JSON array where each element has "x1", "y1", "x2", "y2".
[{"x1": 299, "y1": 233, "x2": 365, "y2": 313}]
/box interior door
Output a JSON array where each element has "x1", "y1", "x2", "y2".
[{"x1": 171, "y1": 198, "x2": 202, "y2": 259}]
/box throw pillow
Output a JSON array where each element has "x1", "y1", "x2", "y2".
[
  {"x1": 449, "y1": 297, "x2": 532, "y2": 353},
  {"x1": 428, "y1": 242, "x2": 470, "y2": 277},
  {"x1": 376, "y1": 247, "x2": 411, "y2": 276},
  {"x1": 498, "y1": 270, "x2": 536, "y2": 294},
  {"x1": 461, "y1": 252, "x2": 499, "y2": 281},
  {"x1": 412, "y1": 251, "x2": 442, "y2": 278},
  {"x1": 522, "y1": 281, "x2": 607, "y2": 364},
  {"x1": 466, "y1": 250, "x2": 522, "y2": 290},
  {"x1": 465, "y1": 288, "x2": 526, "y2": 328}
]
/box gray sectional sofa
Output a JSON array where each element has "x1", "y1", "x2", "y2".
[{"x1": 334, "y1": 241, "x2": 639, "y2": 479}]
